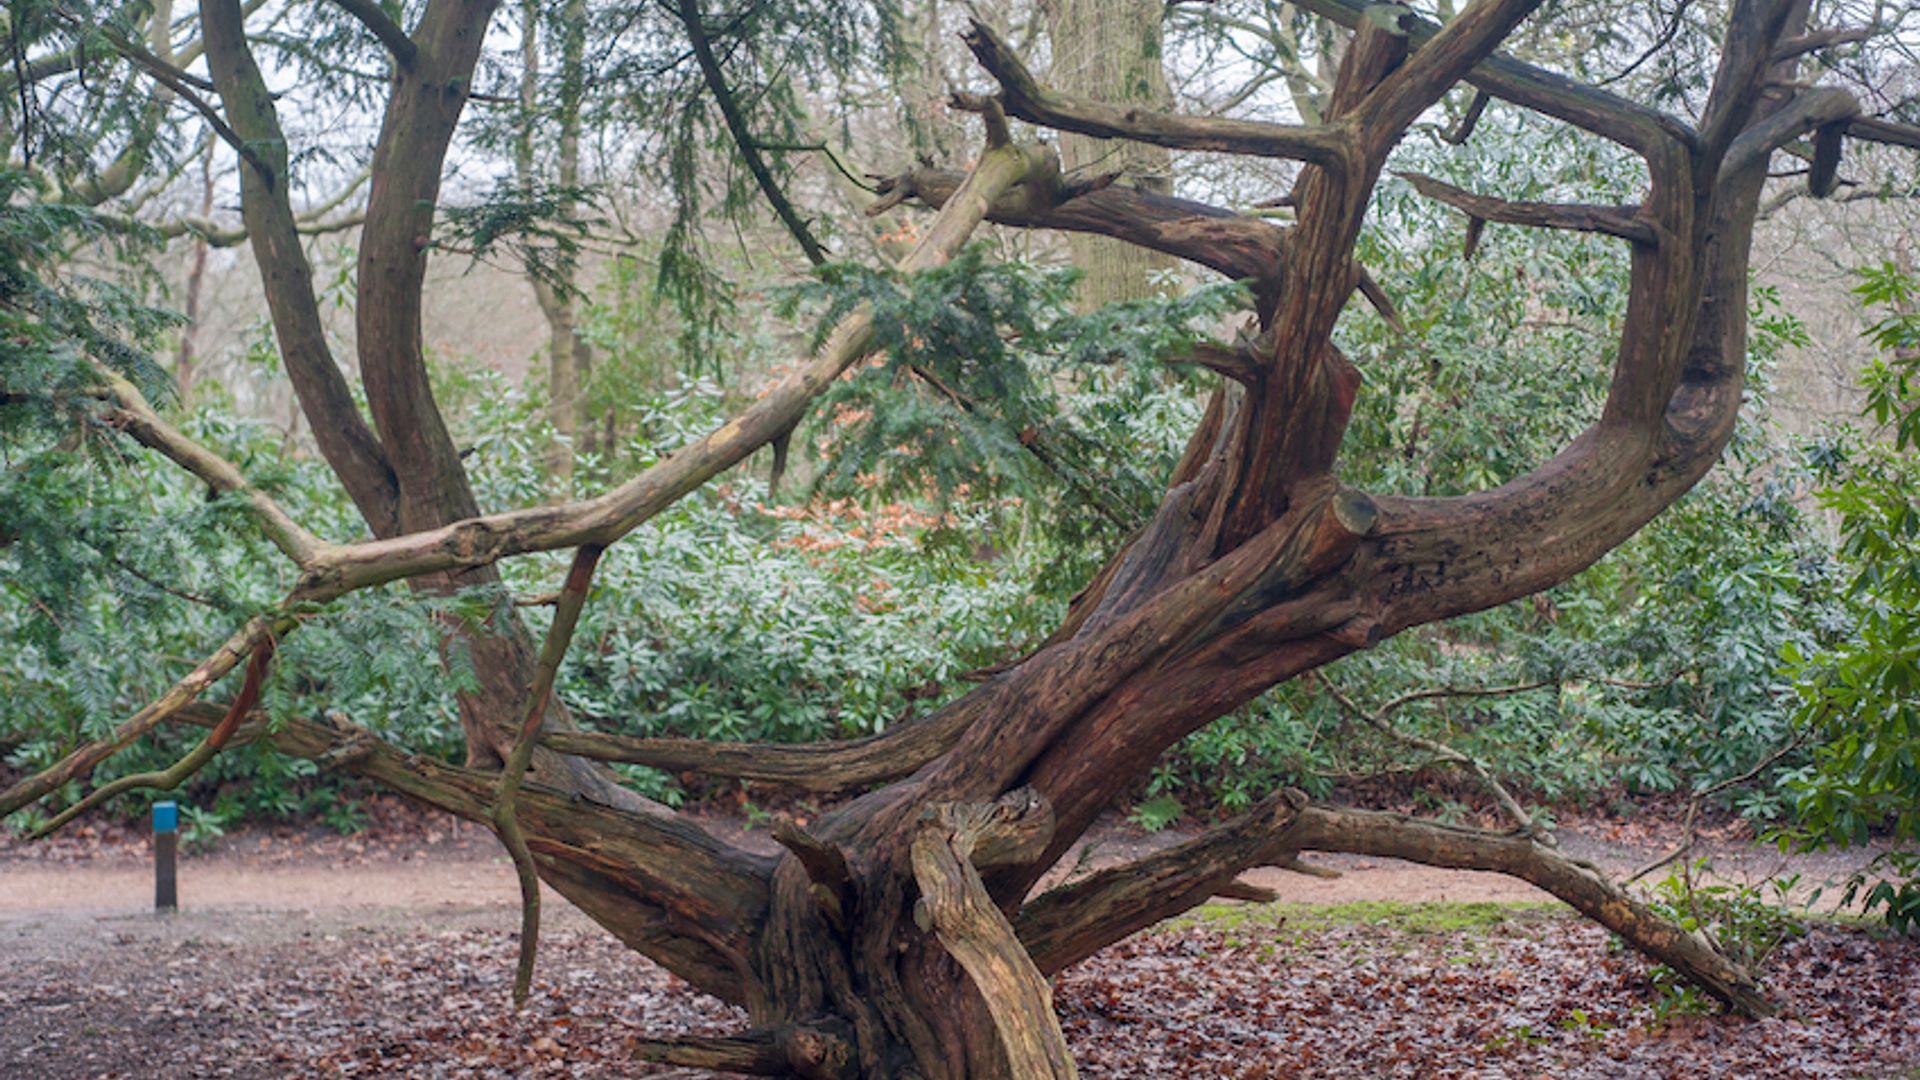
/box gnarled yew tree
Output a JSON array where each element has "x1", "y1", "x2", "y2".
[{"x1": 12, "y1": 0, "x2": 1920, "y2": 1075}]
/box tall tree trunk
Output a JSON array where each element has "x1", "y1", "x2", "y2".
[
  {"x1": 520, "y1": 0, "x2": 595, "y2": 481},
  {"x1": 172, "y1": 145, "x2": 216, "y2": 398},
  {"x1": 1042, "y1": 0, "x2": 1178, "y2": 307}
]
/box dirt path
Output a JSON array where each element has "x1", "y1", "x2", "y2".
[
  {"x1": 4, "y1": 807, "x2": 1915, "y2": 1080},
  {"x1": 0, "y1": 804, "x2": 1885, "y2": 958}
]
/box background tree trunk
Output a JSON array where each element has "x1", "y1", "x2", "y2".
[
  {"x1": 1043, "y1": 0, "x2": 1179, "y2": 306},
  {"x1": 520, "y1": 0, "x2": 596, "y2": 481}
]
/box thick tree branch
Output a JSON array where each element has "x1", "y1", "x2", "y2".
[
  {"x1": 1697, "y1": 0, "x2": 1802, "y2": 165},
  {"x1": 1292, "y1": 0, "x2": 1694, "y2": 155},
  {"x1": 1346, "y1": 2, "x2": 1803, "y2": 640},
  {"x1": 963, "y1": 19, "x2": 1349, "y2": 168},
  {"x1": 327, "y1": 0, "x2": 419, "y2": 67},
  {"x1": 1018, "y1": 789, "x2": 1309, "y2": 975},
  {"x1": 1719, "y1": 86, "x2": 1861, "y2": 182},
  {"x1": 202, "y1": 0, "x2": 401, "y2": 536},
  {"x1": 1842, "y1": 115, "x2": 1920, "y2": 151},
  {"x1": 540, "y1": 682, "x2": 993, "y2": 793},
  {"x1": 1771, "y1": 27, "x2": 1874, "y2": 62},
  {"x1": 1279, "y1": 803, "x2": 1777, "y2": 1016},
  {"x1": 870, "y1": 164, "x2": 1286, "y2": 291},
  {"x1": 1394, "y1": 170, "x2": 1657, "y2": 245},
  {"x1": 629, "y1": 1022, "x2": 857, "y2": 1079},
  {"x1": 1359, "y1": 0, "x2": 1547, "y2": 144},
  {"x1": 1021, "y1": 786, "x2": 1773, "y2": 1015}
]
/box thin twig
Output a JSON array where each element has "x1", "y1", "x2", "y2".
[
  {"x1": 1625, "y1": 727, "x2": 1811, "y2": 885},
  {"x1": 1318, "y1": 674, "x2": 1548, "y2": 831}
]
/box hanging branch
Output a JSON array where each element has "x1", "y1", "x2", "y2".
[
  {"x1": 674, "y1": 0, "x2": 829, "y2": 266},
  {"x1": 26, "y1": 638, "x2": 277, "y2": 838},
  {"x1": 494, "y1": 543, "x2": 604, "y2": 1007}
]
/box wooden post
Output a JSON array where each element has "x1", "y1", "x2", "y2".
[{"x1": 153, "y1": 800, "x2": 178, "y2": 911}]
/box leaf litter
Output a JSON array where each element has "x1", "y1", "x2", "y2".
[{"x1": 5, "y1": 904, "x2": 1918, "y2": 1079}]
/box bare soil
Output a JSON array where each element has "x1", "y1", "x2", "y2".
[{"x1": 3, "y1": 802, "x2": 1916, "y2": 1079}]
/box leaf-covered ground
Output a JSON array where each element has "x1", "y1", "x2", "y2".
[{"x1": 6, "y1": 902, "x2": 1918, "y2": 1079}]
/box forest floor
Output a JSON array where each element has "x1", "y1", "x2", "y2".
[{"x1": 3, "y1": 797, "x2": 1917, "y2": 1079}]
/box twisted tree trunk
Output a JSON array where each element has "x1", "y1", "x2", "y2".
[{"x1": 20, "y1": 0, "x2": 1920, "y2": 1075}]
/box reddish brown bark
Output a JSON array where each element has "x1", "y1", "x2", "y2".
[{"x1": 17, "y1": 0, "x2": 1914, "y2": 1076}]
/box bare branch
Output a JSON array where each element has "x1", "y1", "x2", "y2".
[
  {"x1": 1316, "y1": 674, "x2": 1540, "y2": 830},
  {"x1": 495, "y1": 544, "x2": 604, "y2": 1006},
  {"x1": 95, "y1": 372, "x2": 328, "y2": 565},
  {"x1": 870, "y1": 164, "x2": 1287, "y2": 289},
  {"x1": 1020, "y1": 785, "x2": 1774, "y2": 1016},
  {"x1": 1625, "y1": 727, "x2": 1809, "y2": 884},
  {"x1": 203, "y1": 0, "x2": 401, "y2": 535},
  {"x1": 1292, "y1": 0, "x2": 1695, "y2": 156},
  {"x1": 1844, "y1": 115, "x2": 1920, "y2": 151},
  {"x1": 26, "y1": 640, "x2": 276, "y2": 839},
  {"x1": 1280, "y1": 804, "x2": 1777, "y2": 1016},
  {"x1": 1, "y1": 115, "x2": 1051, "y2": 848},
  {"x1": 963, "y1": 19, "x2": 1350, "y2": 168},
  {"x1": 326, "y1": 0, "x2": 418, "y2": 67},
  {"x1": 1395, "y1": 170, "x2": 1657, "y2": 245},
  {"x1": 1772, "y1": 27, "x2": 1875, "y2": 62},
  {"x1": 1355, "y1": 265, "x2": 1408, "y2": 335},
  {"x1": 0, "y1": 617, "x2": 281, "y2": 818},
  {"x1": 539, "y1": 686, "x2": 987, "y2": 793}
]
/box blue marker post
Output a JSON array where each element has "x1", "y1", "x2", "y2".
[{"x1": 153, "y1": 801, "x2": 178, "y2": 911}]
